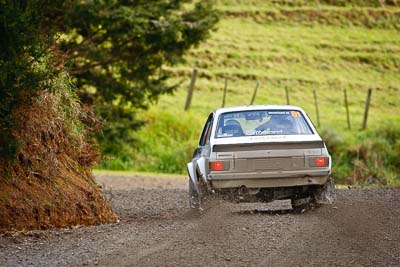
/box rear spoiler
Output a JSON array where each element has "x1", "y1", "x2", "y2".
[{"x1": 213, "y1": 141, "x2": 324, "y2": 152}]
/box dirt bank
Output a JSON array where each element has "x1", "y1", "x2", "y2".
[
  {"x1": 1, "y1": 174, "x2": 399, "y2": 266},
  {"x1": 0, "y1": 92, "x2": 116, "y2": 231}
]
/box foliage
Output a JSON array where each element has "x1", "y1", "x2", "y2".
[
  {"x1": 321, "y1": 124, "x2": 400, "y2": 186},
  {"x1": 133, "y1": 109, "x2": 203, "y2": 173},
  {"x1": 0, "y1": 0, "x2": 219, "y2": 163},
  {"x1": 0, "y1": 0, "x2": 62, "y2": 160},
  {"x1": 97, "y1": 107, "x2": 204, "y2": 173},
  {"x1": 56, "y1": 0, "x2": 219, "y2": 157},
  {"x1": 0, "y1": 0, "x2": 99, "y2": 165}
]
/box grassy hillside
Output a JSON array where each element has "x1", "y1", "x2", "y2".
[{"x1": 99, "y1": 0, "x2": 400, "y2": 185}]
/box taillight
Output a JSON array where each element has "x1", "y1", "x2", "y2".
[
  {"x1": 315, "y1": 157, "x2": 329, "y2": 167},
  {"x1": 209, "y1": 161, "x2": 224, "y2": 171},
  {"x1": 309, "y1": 157, "x2": 329, "y2": 167}
]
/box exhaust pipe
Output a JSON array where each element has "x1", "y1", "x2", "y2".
[
  {"x1": 238, "y1": 185, "x2": 248, "y2": 195},
  {"x1": 237, "y1": 185, "x2": 248, "y2": 201}
]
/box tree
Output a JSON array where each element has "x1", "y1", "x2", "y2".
[
  {"x1": 0, "y1": 0, "x2": 219, "y2": 161},
  {"x1": 57, "y1": 0, "x2": 219, "y2": 157},
  {"x1": 0, "y1": 0, "x2": 64, "y2": 159}
]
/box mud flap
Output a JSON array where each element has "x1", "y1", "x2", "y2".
[
  {"x1": 189, "y1": 179, "x2": 201, "y2": 210},
  {"x1": 195, "y1": 157, "x2": 208, "y2": 185},
  {"x1": 187, "y1": 162, "x2": 202, "y2": 210},
  {"x1": 314, "y1": 177, "x2": 336, "y2": 204},
  {"x1": 187, "y1": 162, "x2": 200, "y2": 194}
]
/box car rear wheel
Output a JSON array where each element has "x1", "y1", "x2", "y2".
[
  {"x1": 313, "y1": 177, "x2": 336, "y2": 204},
  {"x1": 291, "y1": 177, "x2": 336, "y2": 212},
  {"x1": 189, "y1": 179, "x2": 201, "y2": 210}
]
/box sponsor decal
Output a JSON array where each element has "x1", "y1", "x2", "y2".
[{"x1": 291, "y1": 111, "x2": 301, "y2": 118}]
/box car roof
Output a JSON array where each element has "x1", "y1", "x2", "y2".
[{"x1": 213, "y1": 105, "x2": 306, "y2": 117}]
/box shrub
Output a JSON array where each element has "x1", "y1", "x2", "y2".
[
  {"x1": 320, "y1": 123, "x2": 400, "y2": 186},
  {"x1": 97, "y1": 108, "x2": 204, "y2": 174}
]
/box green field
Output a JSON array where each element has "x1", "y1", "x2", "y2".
[{"x1": 99, "y1": 0, "x2": 400, "y2": 185}]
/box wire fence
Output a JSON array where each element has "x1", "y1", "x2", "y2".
[{"x1": 183, "y1": 67, "x2": 376, "y2": 130}]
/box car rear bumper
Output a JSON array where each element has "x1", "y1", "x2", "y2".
[{"x1": 208, "y1": 170, "x2": 330, "y2": 189}]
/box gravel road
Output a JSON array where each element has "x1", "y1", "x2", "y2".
[{"x1": 1, "y1": 174, "x2": 400, "y2": 267}]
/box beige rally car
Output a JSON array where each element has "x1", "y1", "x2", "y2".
[{"x1": 187, "y1": 105, "x2": 335, "y2": 211}]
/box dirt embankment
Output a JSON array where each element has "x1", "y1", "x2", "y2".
[
  {"x1": 1, "y1": 174, "x2": 399, "y2": 266},
  {"x1": 0, "y1": 92, "x2": 116, "y2": 231}
]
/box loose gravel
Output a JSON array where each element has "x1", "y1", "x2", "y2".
[{"x1": 1, "y1": 175, "x2": 399, "y2": 267}]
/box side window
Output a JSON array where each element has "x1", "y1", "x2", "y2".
[{"x1": 199, "y1": 113, "x2": 213, "y2": 146}]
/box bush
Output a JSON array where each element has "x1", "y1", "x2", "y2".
[
  {"x1": 97, "y1": 108, "x2": 204, "y2": 174},
  {"x1": 0, "y1": 1, "x2": 61, "y2": 161},
  {"x1": 320, "y1": 123, "x2": 400, "y2": 186},
  {"x1": 133, "y1": 109, "x2": 204, "y2": 174}
]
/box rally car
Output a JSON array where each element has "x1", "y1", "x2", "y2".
[{"x1": 187, "y1": 105, "x2": 335, "y2": 211}]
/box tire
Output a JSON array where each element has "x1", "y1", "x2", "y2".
[
  {"x1": 189, "y1": 179, "x2": 201, "y2": 210},
  {"x1": 313, "y1": 177, "x2": 336, "y2": 204}
]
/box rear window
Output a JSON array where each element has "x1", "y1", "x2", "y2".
[{"x1": 216, "y1": 110, "x2": 313, "y2": 138}]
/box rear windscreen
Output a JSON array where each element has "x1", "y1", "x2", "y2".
[{"x1": 216, "y1": 110, "x2": 313, "y2": 138}]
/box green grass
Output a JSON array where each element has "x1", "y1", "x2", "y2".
[
  {"x1": 163, "y1": 20, "x2": 400, "y2": 131},
  {"x1": 99, "y1": 0, "x2": 400, "y2": 185}
]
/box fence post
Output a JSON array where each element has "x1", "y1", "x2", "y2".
[
  {"x1": 184, "y1": 67, "x2": 198, "y2": 111},
  {"x1": 250, "y1": 80, "x2": 260, "y2": 105},
  {"x1": 285, "y1": 87, "x2": 290, "y2": 105},
  {"x1": 222, "y1": 78, "x2": 228, "y2": 107},
  {"x1": 313, "y1": 89, "x2": 320, "y2": 127},
  {"x1": 344, "y1": 89, "x2": 351, "y2": 129},
  {"x1": 361, "y1": 88, "x2": 372, "y2": 130}
]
